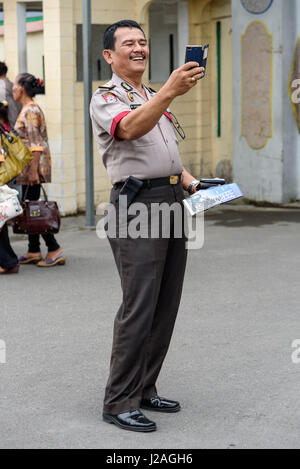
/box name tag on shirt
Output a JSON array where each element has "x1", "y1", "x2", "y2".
[{"x1": 130, "y1": 104, "x2": 142, "y2": 110}]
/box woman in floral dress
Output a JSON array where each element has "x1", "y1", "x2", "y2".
[{"x1": 13, "y1": 73, "x2": 66, "y2": 267}]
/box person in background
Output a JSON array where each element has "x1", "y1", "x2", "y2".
[
  {"x1": 0, "y1": 100, "x2": 11, "y2": 132},
  {"x1": 13, "y1": 73, "x2": 66, "y2": 268},
  {"x1": 0, "y1": 62, "x2": 22, "y2": 128},
  {"x1": 0, "y1": 101, "x2": 19, "y2": 274}
]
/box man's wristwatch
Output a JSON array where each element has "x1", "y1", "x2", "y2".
[{"x1": 187, "y1": 180, "x2": 200, "y2": 195}]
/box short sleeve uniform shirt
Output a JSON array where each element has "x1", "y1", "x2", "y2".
[{"x1": 90, "y1": 73, "x2": 183, "y2": 185}]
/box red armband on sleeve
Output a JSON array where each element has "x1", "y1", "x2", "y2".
[{"x1": 110, "y1": 111, "x2": 131, "y2": 139}]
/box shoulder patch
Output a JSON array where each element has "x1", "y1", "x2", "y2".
[{"x1": 102, "y1": 93, "x2": 118, "y2": 104}]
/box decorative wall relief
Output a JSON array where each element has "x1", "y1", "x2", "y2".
[
  {"x1": 241, "y1": 21, "x2": 273, "y2": 150},
  {"x1": 240, "y1": 0, "x2": 273, "y2": 15},
  {"x1": 288, "y1": 37, "x2": 300, "y2": 133}
]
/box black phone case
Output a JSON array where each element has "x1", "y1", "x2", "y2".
[{"x1": 185, "y1": 46, "x2": 204, "y2": 66}]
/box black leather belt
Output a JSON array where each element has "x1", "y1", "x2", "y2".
[{"x1": 114, "y1": 175, "x2": 181, "y2": 190}]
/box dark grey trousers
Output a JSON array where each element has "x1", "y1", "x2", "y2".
[
  {"x1": 0, "y1": 224, "x2": 18, "y2": 269},
  {"x1": 103, "y1": 183, "x2": 188, "y2": 415}
]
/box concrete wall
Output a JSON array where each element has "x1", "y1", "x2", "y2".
[
  {"x1": 43, "y1": 0, "x2": 77, "y2": 215},
  {"x1": 232, "y1": 0, "x2": 300, "y2": 203},
  {"x1": 0, "y1": 29, "x2": 44, "y2": 87},
  {"x1": 189, "y1": 0, "x2": 233, "y2": 180},
  {"x1": 282, "y1": 0, "x2": 300, "y2": 201},
  {"x1": 0, "y1": 36, "x2": 4, "y2": 59},
  {"x1": 149, "y1": 1, "x2": 178, "y2": 82},
  {"x1": 232, "y1": 0, "x2": 281, "y2": 202},
  {"x1": 27, "y1": 31, "x2": 44, "y2": 79}
]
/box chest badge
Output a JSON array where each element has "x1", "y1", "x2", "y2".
[
  {"x1": 127, "y1": 92, "x2": 135, "y2": 102},
  {"x1": 121, "y1": 82, "x2": 133, "y2": 92}
]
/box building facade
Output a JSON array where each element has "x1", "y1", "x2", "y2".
[
  {"x1": 233, "y1": 0, "x2": 300, "y2": 203},
  {"x1": 1, "y1": 0, "x2": 299, "y2": 213}
]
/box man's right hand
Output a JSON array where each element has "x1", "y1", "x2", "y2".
[{"x1": 162, "y1": 63, "x2": 205, "y2": 99}]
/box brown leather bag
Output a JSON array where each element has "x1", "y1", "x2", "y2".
[{"x1": 13, "y1": 185, "x2": 61, "y2": 235}]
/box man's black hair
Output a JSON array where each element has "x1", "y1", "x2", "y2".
[
  {"x1": 0, "y1": 61, "x2": 8, "y2": 76},
  {"x1": 103, "y1": 20, "x2": 146, "y2": 50}
]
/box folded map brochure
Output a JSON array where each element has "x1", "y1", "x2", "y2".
[{"x1": 183, "y1": 183, "x2": 243, "y2": 216}]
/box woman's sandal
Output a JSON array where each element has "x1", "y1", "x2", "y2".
[
  {"x1": 37, "y1": 255, "x2": 66, "y2": 268},
  {"x1": 18, "y1": 256, "x2": 43, "y2": 265}
]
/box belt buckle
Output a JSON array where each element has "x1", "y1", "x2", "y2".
[{"x1": 170, "y1": 175, "x2": 179, "y2": 185}]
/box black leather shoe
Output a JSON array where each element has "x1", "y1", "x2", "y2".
[
  {"x1": 141, "y1": 396, "x2": 181, "y2": 413},
  {"x1": 103, "y1": 409, "x2": 157, "y2": 432}
]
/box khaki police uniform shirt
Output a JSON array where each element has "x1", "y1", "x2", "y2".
[{"x1": 90, "y1": 73, "x2": 183, "y2": 185}]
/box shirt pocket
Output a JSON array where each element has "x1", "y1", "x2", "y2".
[{"x1": 133, "y1": 129, "x2": 156, "y2": 147}]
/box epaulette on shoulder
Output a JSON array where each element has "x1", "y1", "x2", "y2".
[{"x1": 98, "y1": 83, "x2": 116, "y2": 91}]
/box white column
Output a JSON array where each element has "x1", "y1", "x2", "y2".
[
  {"x1": 17, "y1": 2, "x2": 27, "y2": 73},
  {"x1": 282, "y1": 0, "x2": 300, "y2": 201},
  {"x1": 231, "y1": 0, "x2": 297, "y2": 203},
  {"x1": 177, "y1": 0, "x2": 189, "y2": 66},
  {"x1": 43, "y1": 0, "x2": 77, "y2": 215}
]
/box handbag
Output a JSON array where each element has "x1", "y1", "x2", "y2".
[
  {"x1": 0, "y1": 185, "x2": 23, "y2": 229},
  {"x1": 13, "y1": 185, "x2": 61, "y2": 235},
  {"x1": 0, "y1": 124, "x2": 33, "y2": 186}
]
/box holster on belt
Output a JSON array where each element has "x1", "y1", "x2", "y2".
[{"x1": 117, "y1": 176, "x2": 144, "y2": 208}]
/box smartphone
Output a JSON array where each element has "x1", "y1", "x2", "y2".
[
  {"x1": 200, "y1": 178, "x2": 226, "y2": 185},
  {"x1": 185, "y1": 45, "x2": 203, "y2": 68}
]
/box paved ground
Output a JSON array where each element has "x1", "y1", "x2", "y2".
[{"x1": 1, "y1": 204, "x2": 300, "y2": 449}]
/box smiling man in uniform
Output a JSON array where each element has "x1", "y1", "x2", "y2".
[{"x1": 90, "y1": 20, "x2": 204, "y2": 433}]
